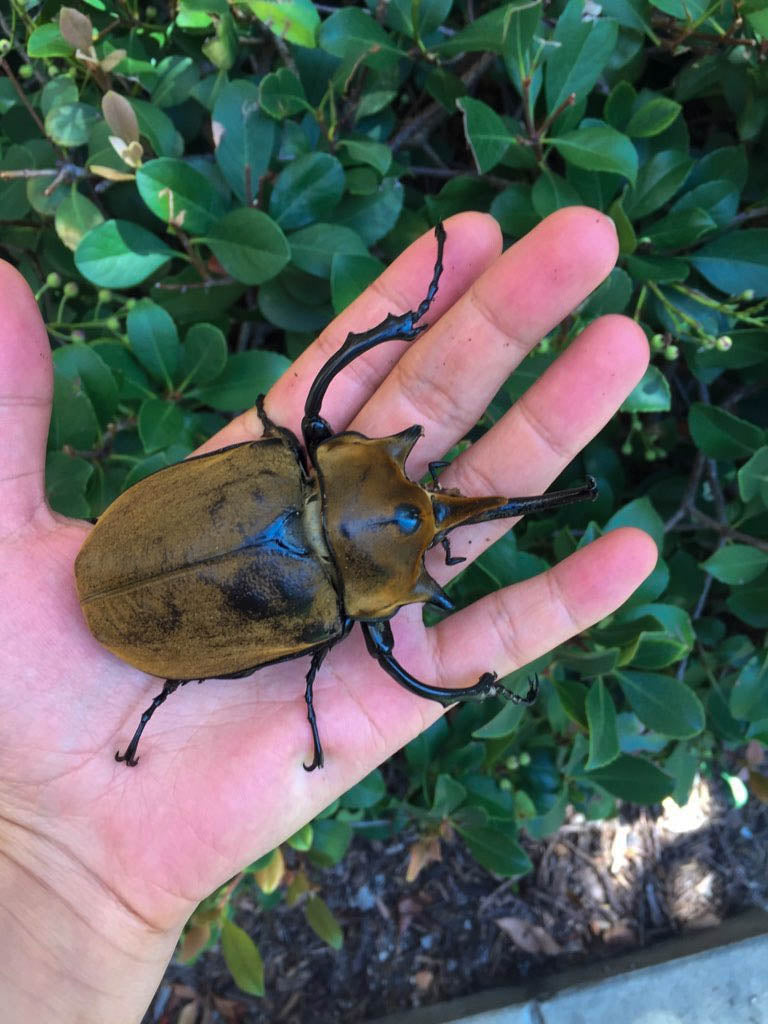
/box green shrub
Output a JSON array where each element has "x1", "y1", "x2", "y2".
[{"x1": 3, "y1": 0, "x2": 767, "y2": 995}]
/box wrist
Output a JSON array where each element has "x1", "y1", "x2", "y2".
[{"x1": 0, "y1": 827, "x2": 183, "y2": 1024}]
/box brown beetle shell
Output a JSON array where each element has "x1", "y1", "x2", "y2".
[{"x1": 75, "y1": 438, "x2": 343, "y2": 679}]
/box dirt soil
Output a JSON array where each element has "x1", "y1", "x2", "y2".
[{"x1": 143, "y1": 772, "x2": 768, "y2": 1024}]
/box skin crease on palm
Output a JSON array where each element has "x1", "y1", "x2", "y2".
[{"x1": 0, "y1": 207, "x2": 657, "y2": 1020}]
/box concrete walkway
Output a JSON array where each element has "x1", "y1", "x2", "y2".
[{"x1": 378, "y1": 910, "x2": 768, "y2": 1024}]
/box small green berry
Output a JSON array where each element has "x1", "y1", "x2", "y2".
[
  {"x1": 71, "y1": 329, "x2": 86, "y2": 342},
  {"x1": 19, "y1": 63, "x2": 34, "y2": 79},
  {"x1": 538, "y1": 338, "x2": 551, "y2": 354},
  {"x1": 664, "y1": 344, "x2": 679, "y2": 361},
  {"x1": 63, "y1": 281, "x2": 79, "y2": 298},
  {"x1": 518, "y1": 751, "x2": 531, "y2": 767},
  {"x1": 715, "y1": 335, "x2": 732, "y2": 351},
  {"x1": 505, "y1": 756, "x2": 519, "y2": 771},
  {"x1": 106, "y1": 316, "x2": 121, "y2": 331},
  {"x1": 46, "y1": 271, "x2": 62, "y2": 288},
  {"x1": 621, "y1": 440, "x2": 633, "y2": 456},
  {"x1": 146, "y1": 5, "x2": 158, "y2": 17},
  {"x1": 124, "y1": 298, "x2": 137, "y2": 310},
  {"x1": 650, "y1": 333, "x2": 665, "y2": 351},
  {"x1": 645, "y1": 449, "x2": 657, "y2": 462},
  {"x1": 46, "y1": 64, "x2": 59, "y2": 77},
  {"x1": 0, "y1": 39, "x2": 11, "y2": 56},
  {"x1": 740, "y1": 289, "x2": 755, "y2": 301},
  {"x1": 499, "y1": 777, "x2": 513, "y2": 791},
  {"x1": 98, "y1": 288, "x2": 112, "y2": 303}
]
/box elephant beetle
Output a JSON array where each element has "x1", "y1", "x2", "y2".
[{"x1": 75, "y1": 223, "x2": 597, "y2": 770}]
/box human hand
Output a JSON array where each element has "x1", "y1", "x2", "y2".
[{"x1": 0, "y1": 207, "x2": 655, "y2": 1022}]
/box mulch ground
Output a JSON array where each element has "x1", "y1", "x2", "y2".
[{"x1": 144, "y1": 770, "x2": 768, "y2": 1024}]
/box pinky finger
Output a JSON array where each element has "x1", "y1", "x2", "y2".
[{"x1": 428, "y1": 528, "x2": 657, "y2": 687}]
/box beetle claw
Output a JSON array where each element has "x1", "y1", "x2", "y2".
[{"x1": 115, "y1": 749, "x2": 139, "y2": 767}]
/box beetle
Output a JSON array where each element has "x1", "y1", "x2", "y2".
[{"x1": 75, "y1": 223, "x2": 597, "y2": 770}]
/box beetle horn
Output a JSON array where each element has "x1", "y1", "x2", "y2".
[
  {"x1": 412, "y1": 568, "x2": 455, "y2": 611},
  {"x1": 384, "y1": 425, "x2": 424, "y2": 467},
  {"x1": 430, "y1": 476, "x2": 598, "y2": 535}
]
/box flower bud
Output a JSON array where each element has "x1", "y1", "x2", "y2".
[
  {"x1": 63, "y1": 281, "x2": 79, "y2": 298},
  {"x1": 46, "y1": 271, "x2": 61, "y2": 288},
  {"x1": 715, "y1": 335, "x2": 732, "y2": 351}
]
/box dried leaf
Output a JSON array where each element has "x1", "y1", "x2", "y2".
[
  {"x1": 59, "y1": 6, "x2": 93, "y2": 51},
  {"x1": 89, "y1": 164, "x2": 136, "y2": 182},
  {"x1": 411, "y1": 969, "x2": 434, "y2": 992},
  {"x1": 176, "y1": 1000, "x2": 200, "y2": 1024},
  {"x1": 103, "y1": 91, "x2": 140, "y2": 143},
  {"x1": 405, "y1": 835, "x2": 442, "y2": 883},
  {"x1": 748, "y1": 770, "x2": 768, "y2": 803},
  {"x1": 101, "y1": 49, "x2": 126, "y2": 73},
  {"x1": 254, "y1": 847, "x2": 285, "y2": 894},
  {"x1": 179, "y1": 922, "x2": 211, "y2": 962},
  {"x1": 495, "y1": 916, "x2": 562, "y2": 955}
]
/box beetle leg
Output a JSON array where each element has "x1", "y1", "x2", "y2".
[
  {"x1": 115, "y1": 678, "x2": 193, "y2": 767},
  {"x1": 362, "y1": 620, "x2": 538, "y2": 706},
  {"x1": 440, "y1": 535, "x2": 467, "y2": 567},
  {"x1": 302, "y1": 223, "x2": 446, "y2": 452},
  {"x1": 427, "y1": 460, "x2": 450, "y2": 487},
  {"x1": 302, "y1": 646, "x2": 329, "y2": 772}
]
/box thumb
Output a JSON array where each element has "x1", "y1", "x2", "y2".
[{"x1": 0, "y1": 261, "x2": 53, "y2": 536}]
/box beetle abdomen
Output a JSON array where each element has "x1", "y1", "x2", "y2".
[{"x1": 75, "y1": 440, "x2": 343, "y2": 678}]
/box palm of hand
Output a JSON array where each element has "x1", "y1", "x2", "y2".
[{"x1": 0, "y1": 209, "x2": 655, "y2": 937}]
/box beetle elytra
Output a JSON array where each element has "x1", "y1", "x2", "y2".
[{"x1": 75, "y1": 223, "x2": 597, "y2": 769}]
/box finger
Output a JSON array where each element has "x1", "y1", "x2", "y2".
[
  {"x1": 425, "y1": 314, "x2": 650, "y2": 582},
  {"x1": 0, "y1": 261, "x2": 53, "y2": 535},
  {"x1": 428, "y1": 527, "x2": 657, "y2": 686},
  {"x1": 350, "y1": 206, "x2": 619, "y2": 452},
  {"x1": 194, "y1": 212, "x2": 502, "y2": 453}
]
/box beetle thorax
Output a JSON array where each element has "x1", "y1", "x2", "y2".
[{"x1": 314, "y1": 430, "x2": 445, "y2": 619}]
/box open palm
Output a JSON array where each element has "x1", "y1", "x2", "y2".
[{"x1": 0, "y1": 207, "x2": 655, "y2": 1020}]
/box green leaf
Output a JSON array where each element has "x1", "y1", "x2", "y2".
[
  {"x1": 318, "y1": 7, "x2": 404, "y2": 59},
  {"x1": 604, "y1": 496, "x2": 665, "y2": 549},
  {"x1": 646, "y1": 207, "x2": 716, "y2": 249},
  {"x1": 200, "y1": 209, "x2": 290, "y2": 285},
  {"x1": 195, "y1": 350, "x2": 290, "y2": 411},
  {"x1": 624, "y1": 150, "x2": 693, "y2": 219},
  {"x1": 269, "y1": 153, "x2": 345, "y2": 230},
  {"x1": 220, "y1": 919, "x2": 264, "y2": 997},
  {"x1": 54, "y1": 189, "x2": 104, "y2": 252},
  {"x1": 738, "y1": 447, "x2": 768, "y2": 504},
  {"x1": 608, "y1": 193, "x2": 637, "y2": 255},
  {"x1": 305, "y1": 896, "x2": 343, "y2": 950},
  {"x1": 620, "y1": 365, "x2": 671, "y2": 413},
  {"x1": 308, "y1": 818, "x2": 353, "y2": 867},
  {"x1": 691, "y1": 230, "x2": 768, "y2": 298},
  {"x1": 127, "y1": 300, "x2": 180, "y2": 385},
  {"x1": 585, "y1": 679, "x2": 620, "y2": 770},
  {"x1": 45, "y1": 103, "x2": 100, "y2": 147},
  {"x1": 436, "y1": 3, "x2": 538, "y2": 56},
  {"x1": 532, "y1": 170, "x2": 582, "y2": 218},
  {"x1": 558, "y1": 646, "x2": 621, "y2": 678},
  {"x1": 340, "y1": 769, "x2": 386, "y2": 809},
  {"x1": 626, "y1": 96, "x2": 682, "y2": 137},
  {"x1": 131, "y1": 99, "x2": 184, "y2": 158},
  {"x1": 181, "y1": 323, "x2": 228, "y2": 387},
  {"x1": 549, "y1": 125, "x2": 638, "y2": 185},
  {"x1": 259, "y1": 68, "x2": 311, "y2": 119},
  {"x1": 247, "y1": 0, "x2": 319, "y2": 45},
  {"x1": 332, "y1": 177, "x2": 404, "y2": 245},
  {"x1": 624, "y1": 253, "x2": 689, "y2": 282},
  {"x1": 27, "y1": 23, "x2": 75, "y2": 58},
  {"x1": 545, "y1": 0, "x2": 619, "y2": 113},
  {"x1": 289, "y1": 223, "x2": 368, "y2": 278},
  {"x1": 286, "y1": 823, "x2": 313, "y2": 851},
  {"x1": 41, "y1": 76, "x2": 79, "y2": 118},
  {"x1": 701, "y1": 545, "x2": 768, "y2": 585},
  {"x1": 75, "y1": 220, "x2": 176, "y2": 287},
  {"x1": 490, "y1": 183, "x2": 539, "y2": 238},
  {"x1": 331, "y1": 253, "x2": 384, "y2": 313},
  {"x1": 337, "y1": 139, "x2": 392, "y2": 176},
  {"x1": 730, "y1": 655, "x2": 768, "y2": 722},
  {"x1": 582, "y1": 754, "x2": 675, "y2": 803},
  {"x1": 45, "y1": 451, "x2": 92, "y2": 518},
  {"x1": 457, "y1": 823, "x2": 533, "y2": 876},
  {"x1": 212, "y1": 80, "x2": 276, "y2": 203},
  {"x1": 456, "y1": 97, "x2": 513, "y2": 173},
  {"x1": 49, "y1": 374, "x2": 100, "y2": 450},
  {"x1": 53, "y1": 343, "x2": 119, "y2": 426},
  {"x1": 136, "y1": 158, "x2": 228, "y2": 234},
  {"x1": 615, "y1": 670, "x2": 705, "y2": 738},
  {"x1": 432, "y1": 774, "x2": 468, "y2": 816},
  {"x1": 471, "y1": 698, "x2": 527, "y2": 739},
  {"x1": 138, "y1": 398, "x2": 184, "y2": 453},
  {"x1": 688, "y1": 403, "x2": 764, "y2": 460}
]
